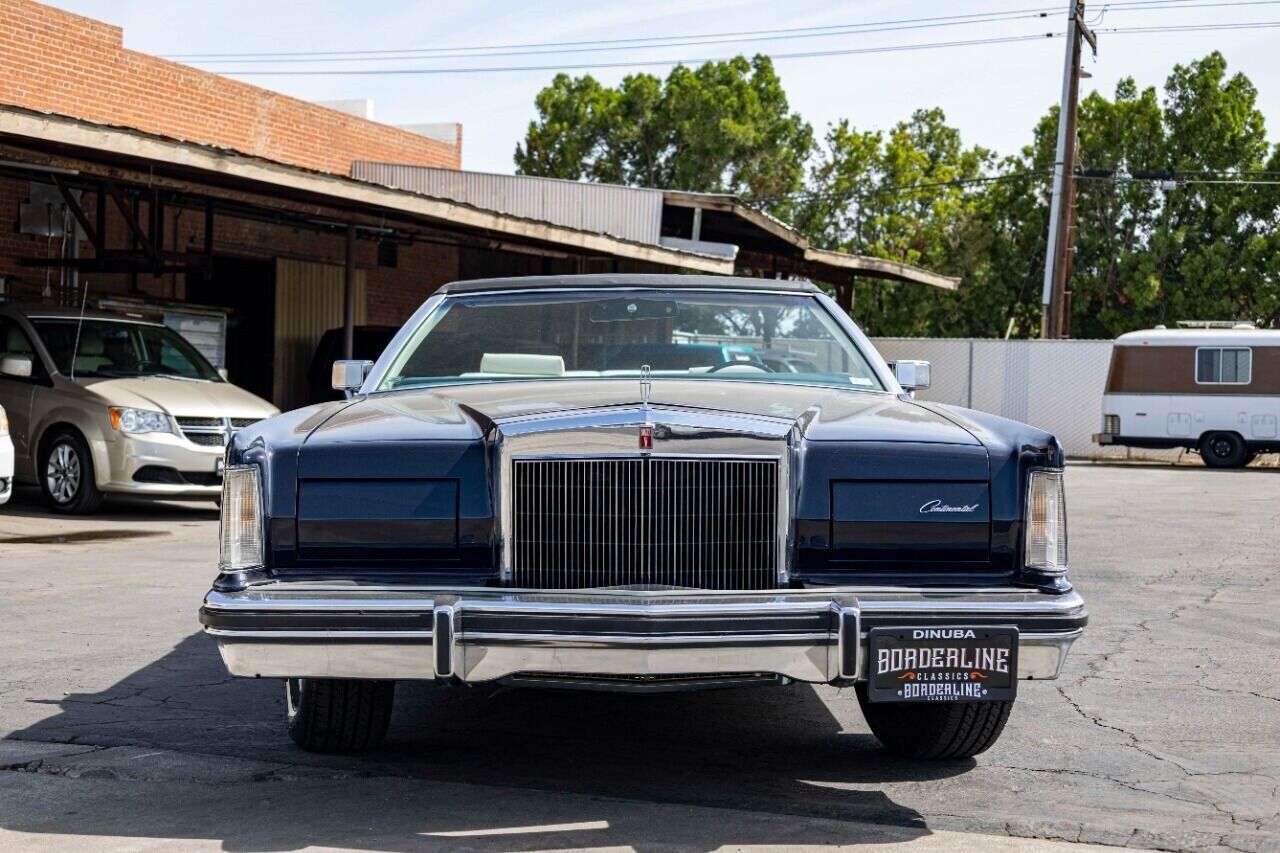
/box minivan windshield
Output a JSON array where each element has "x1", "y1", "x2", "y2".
[
  {"x1": 31, "y1": 318, "x2": 222, "y2": 381},
  {"x1": 379, "y1": 290, "x2": 884, "y2": 392}
]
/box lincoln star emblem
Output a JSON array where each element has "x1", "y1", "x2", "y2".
[{"x1": 640, "y1": 363, "x2": 652, "y2": 406}]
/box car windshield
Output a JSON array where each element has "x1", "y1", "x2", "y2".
[
  {"x1": 31, "y1": 318, "x2": 222, "y2": 381},
  {"x1": 378, "y1": 290, "x2": 885, "y2": 392}
]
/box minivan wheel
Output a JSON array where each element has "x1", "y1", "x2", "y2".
[
  {"x1": 285, "y1": 678, "x2": 394, "y2": 753},
  {"x1": 39, "y1": 429, "x2": 104, "y2": 514},
  {"x1": 856, "y1": 684, "x2": 1013, "y2": 759},
  {"x1": 1200, "y1": 432, "x2": 1249, "y2": 469}
]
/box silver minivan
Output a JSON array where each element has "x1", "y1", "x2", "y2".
[{"x1": 0, "y1": 305, "x2": 277, "y2": 513}]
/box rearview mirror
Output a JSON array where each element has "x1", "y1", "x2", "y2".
[
  {"x1": 589, "y1": 299, "x2": 678, "y2": 323},
  {"x1": 891, "y1": 359, "x2": 931, "y2": 393},
  {"x1": 332, "y1": 360, "x2": 374, "y2": 397},
  {"x1": 1, "y1": 355, "x2": 32, "y2": 379}
]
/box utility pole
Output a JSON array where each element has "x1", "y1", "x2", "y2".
[{"x1": 1041, "y1": 0, "x2": 1096, "y2": 339}]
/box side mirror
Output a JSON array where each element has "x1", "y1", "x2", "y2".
[
  {"x1": 332, "y1": 360, "x2": 374, "y2": 398},
  {"x1": 217, "y1": 367, "x2": 229, "y2": 381},
  {"x1": 1, "y1": 355, "x2": 33, "y2": 379},
  {"x1": 891, "y1": 359, "x2": 931, "y2": 393}
]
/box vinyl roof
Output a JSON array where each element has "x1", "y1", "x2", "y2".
[{"x1": 437, "y1": 274, "x2": 823, "y2": 294}]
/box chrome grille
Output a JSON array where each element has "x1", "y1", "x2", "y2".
[
  {"x1": 176, "y1": 416, "x2": 228, "y2": 447},
  {"x1": 510, "y1": 457, "x2": 779, "y2": 590}
]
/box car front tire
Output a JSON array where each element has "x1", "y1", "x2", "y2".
[
  {"x1": 856, "y1": 685, "x2": 1013, "y2": 759},
  {"x1": 285, "y1": 678, "x2": 394, "y2": 753},
  {"x1": 39, "y1": 429, "x2": 104, "y2": 514},
  {"x1": 1200, "y1": 432, "x2": 1249, "y2": 468}
]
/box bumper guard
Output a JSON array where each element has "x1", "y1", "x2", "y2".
[{"x1": 201, "y1": 585, "x2": 1086, "y2": 685}]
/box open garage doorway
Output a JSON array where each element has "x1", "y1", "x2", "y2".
[
  {"x1": 272, "y1": 259, "x2": 366, "y2": 412},
  {"x1": 186, "y1": 256, "x2": 276, "y2": 405}
]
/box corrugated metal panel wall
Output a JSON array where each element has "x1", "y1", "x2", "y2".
[
  {"x1": 870, "y1": 338, "x2": 1190, "y2": 461},
  {"x1": 274, "y1": 259, "x2": 366, "y2": 412},
  {"x1": 352, "y1": 162, "x2": 663, "y2": 245}
]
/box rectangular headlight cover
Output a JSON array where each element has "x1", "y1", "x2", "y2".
[
  {"x1": 219, "y1": 466, "x2": 263, "y2": 570},
  {"x1": 1025, "y1": 469, "x2": 1068, "y2": 575}
]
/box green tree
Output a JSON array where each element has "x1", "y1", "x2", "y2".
[
  {"x1": 1059, "y1": 52, "x2": 1280, "y2": 336},
  {"x1": 516, "y1": 51, "x2": 1279, "y2": 336},
  {"x1": 812, "y1": 52, "x2": 1280, "y2": 337},
  {"x1": 798, "y1": 109, "x2": 1018, "y2": 336},
  {"x1": 515, "y1": 56, "x2": 813, "y2": 213}
]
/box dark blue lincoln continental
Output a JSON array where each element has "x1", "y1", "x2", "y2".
[{"x1": 201, "y1": 275, "x2": 1086, "y2": 758}]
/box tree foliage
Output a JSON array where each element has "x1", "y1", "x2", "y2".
[
  {"x1": 515, "y1": 55, "x2": 813, "y2": 211},
  {"x1": 517, "y1": 51, "x2": 1280, "y2": 336}
]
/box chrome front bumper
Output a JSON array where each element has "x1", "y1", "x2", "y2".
[{"x1": 201, "y1": 585, "x2": 1086, "y2": 686}]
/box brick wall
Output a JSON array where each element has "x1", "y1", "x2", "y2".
[{"x1": 0, "y1": 0, "x2": 461, "y2": 175}]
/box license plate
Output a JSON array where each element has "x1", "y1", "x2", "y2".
[{"x1": 867, "y1": 626, "x2": 1018, "y2": 703}]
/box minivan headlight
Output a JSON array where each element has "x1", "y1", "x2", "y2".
[
  {"x1": 1025, "y1": 469, "x2": 1068, "y2": 576},
  {"x1": 109, "y1": 407, "x2": 172, "y2": 435},
  {"x1": 219, "y1": 466, "x2": 264, "y2": 570}
]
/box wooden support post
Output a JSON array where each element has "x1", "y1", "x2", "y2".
[
  {"x1": 49, "y1": 175, "x2": 99, "y2": 249},
  {"x1": 836, "y1": 281, "x2": 854, "y2": 313},
  {"x1": 104, "y1": 180, "x2": 156, "y2": 261},
  {"x1": 1040, "y1": 0, "x2": 1094, "y2": 339},
  {"x1": 203, "y1": 200, "x2": 214, "y2": 281},
  {"x1": 343, "y1": 223, "x2": 356, "y2": 360}
]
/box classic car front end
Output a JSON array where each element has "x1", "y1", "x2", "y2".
[{"x1": 201, "y1": 275, "x2": 1085, "y2": 759}]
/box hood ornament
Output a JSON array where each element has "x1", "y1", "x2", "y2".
[{"x1": 640, "y1": 364, "x2": 652, "y2": 408}]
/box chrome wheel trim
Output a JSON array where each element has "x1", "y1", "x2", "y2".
[
  {"x1": 285, "y1": 678, "x2": 302, "y2": 720},
  {"x1": 46, "y1": 442, "x2": 81, "y2": 504}
]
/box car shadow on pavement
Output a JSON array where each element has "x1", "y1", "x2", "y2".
[
  {"x1": 1, "y1": 632, "x2": 972, "y2": 850},
  {"x1": 0, "y1": 485, "x2": 219, "y2": 522}
]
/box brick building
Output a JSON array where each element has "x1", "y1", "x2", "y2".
[{"x1": 0, "y1": 0, "x2": 952, "y2": 409}]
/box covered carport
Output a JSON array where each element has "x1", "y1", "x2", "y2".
[{"x1": 0, "y1": 108, "x2": 733, "y2": 409}]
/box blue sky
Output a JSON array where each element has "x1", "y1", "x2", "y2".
[{"x1": 51, "y1": 0, "x2": 1279, "y2": 174}]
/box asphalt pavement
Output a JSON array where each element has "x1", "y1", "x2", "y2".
[{"x1": 0, "y1": 463, "x2": 1276, "y2": 852}]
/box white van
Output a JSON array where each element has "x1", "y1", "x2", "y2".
[{"x1": 1094, "y1": 327, "x2": 1280, "y2": 468}]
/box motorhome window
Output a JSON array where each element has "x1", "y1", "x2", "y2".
[{"x1": 1196, "y1": 347, "x2": 1252, "y2": 384}]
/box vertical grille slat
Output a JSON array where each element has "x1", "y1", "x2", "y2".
[{"x1": 511, "y1": 457, "x2": 779, "y2": 590}]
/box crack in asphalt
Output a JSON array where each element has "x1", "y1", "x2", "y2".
[{"x1": 1050, "y1": 510, "x2": 1280, "y2": 847}]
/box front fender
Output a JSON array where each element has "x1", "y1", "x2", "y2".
[{"x1": 31, "y1": 403, "x2": 114, "y2": 488}]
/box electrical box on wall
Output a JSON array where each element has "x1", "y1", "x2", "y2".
[{"x1": 18, "y1": 183, "x2": 85, "y2": 239}]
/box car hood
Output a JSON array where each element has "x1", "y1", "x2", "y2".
[
  {"x1": 303, "y1": 379, "x2": 981, "y2": 446},
  {"x1": 82, "y1": 377, "x2": 278, "y2": 419}
]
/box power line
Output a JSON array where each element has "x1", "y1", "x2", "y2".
[
  {"x1": 1076, "y1": 174, "x2": 1280, "y2": 184},
  {"x1": 746, "y1": 171, "x2": 1051, "y2": 205},
  {"x1": 165, "y1": 7, "x2": 1069, "y2": 60},
  {"x1": 203, "y1": 33, "x2": 1065, "y2": 76},
  {"x1": 176, "y1": 12, "x2": 1062, "y2": 64},
  {"x1": 742, "y1": 168, "x2": 1280, "y2": 207},
  {"x1": 169, "y1": 0, "x2": 1280, "y2": 65},
  {"x1": 199, "y1": 19, "x2": 1280, "y2": 77}
]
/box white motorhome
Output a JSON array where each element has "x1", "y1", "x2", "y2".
[{"x1": 1095, "y1": 326, "x2": 1280, "y2": 468}]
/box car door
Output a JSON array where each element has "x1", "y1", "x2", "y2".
[{"x1": 0, "y1": 317, "x2": 42, "y2": 474}]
